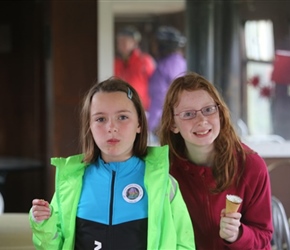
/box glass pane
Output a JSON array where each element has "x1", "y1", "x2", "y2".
[
  {"x1": 257, "y1": 21, "x2": 274, "y2": 61},
  {"x1": 245, "y1": 20, "x2": 274, "y2": 61},
  {"x1": 244, "y1": 19, "x2": 278, "y2": 140},
  {"x1": 245, "y1": 21, "x2": 260, "y2": 60},
  {"x1": 246, "y1": 62, "x2": 273, "y2": 135}
]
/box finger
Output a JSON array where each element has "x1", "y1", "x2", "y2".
[
  {"x1": 220, "y1": 208, "x2": 226, "y2": 217},
  {"x1": 219, "y1": 226, "x2": 233, "y2": 240},
  {"x1": 225, "y1": 211, "x2": 242, "y2": 220},
  {"x1": 32, "y1": 206, "x2": 51, "y2": 221},
  {"x1": 32, "y1": 204, "x2": 50, "y2": 213},
  {"x1": 222, "y1": 214, "x2": 241, "y2": 225},
  {"x1": 33, "y1": 213, "x2": 51, "y2": 222},
  {"x1": 223, "y1": 222, "x2": 240, "y2": 232},
  {"x1": 32, "y1": 199, "x2": 49, "y2": 207},
  {"x1": 33, "y1": 210, "x2": 51, "y2": 218},
  {"x1": 221, "y1": 226, "x2": 239, "y2": 242},
  {"x1": 220, "y1": 217, "x2": 241, "y2": 233}
]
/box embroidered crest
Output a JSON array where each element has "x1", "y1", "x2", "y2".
[{"x1": 122, "y1": 184, "x2": 143, "y2": 203}]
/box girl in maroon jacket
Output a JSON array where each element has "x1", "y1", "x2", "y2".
[{"x1": 159, "y1": 72, "x2": 273, "y2": 250}]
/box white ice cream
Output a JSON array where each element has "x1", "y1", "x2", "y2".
[{"x1": 226, "y1": 194, "x2": 242, "y2": 204}]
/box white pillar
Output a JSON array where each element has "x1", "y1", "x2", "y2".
[{"x1": 97, "y1": 1, "x2": 114, "y2": 82}]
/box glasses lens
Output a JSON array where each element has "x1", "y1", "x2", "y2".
[
  {"x1": 176, "y1": 105, "x2": 218, "y2": 120},
  {"x1": 180, "y1": 110, "x2": 196, "y2": 120},
  {"x1": 202, "y1": 105, "x2": 217, "y2": 116}
]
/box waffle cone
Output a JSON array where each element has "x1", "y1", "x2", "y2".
[{"x1": 225, "y1": 195, "x2": 242, "y2": 213}]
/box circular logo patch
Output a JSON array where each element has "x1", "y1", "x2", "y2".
[{"x1": 122, "y1": 184, "x2": 143, "y2": 203}]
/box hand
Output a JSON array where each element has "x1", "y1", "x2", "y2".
[
  {"x1": 219, "y1": 208, "x2": 242, "y2": 243},
  {"x1": 31, "y1": 199, "x2": 51, "y2": 222}
]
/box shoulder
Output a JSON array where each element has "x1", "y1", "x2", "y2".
[
  {"x1": 114, "y1": 56, "x2": 123, "y2": 64},
  {"x1": 134, "y1": 48, "x2": 153, "y2": 61},
  {"x1": 242, "y1": 143, "x2": 266, "y2": 165},
  {"x1": 144, "y1": 145, "x2": 169, "y2": 168},
  {"x1": 51, "y1": 153, "x2": 84, "y2": 165},
  {"x1": 142, "y1": 53, "x2": 155, "y2": 64},
  {"x1": 159, "y1": 54, "x2": 186, "y2": 74},
  {"x1": 51, "y1": 154, "x2": 86, "y2": 174},
  {"x1": 241, "y1": 143, "x2": 269, "y2": 176},
  {"x1": 145, "y1": 145, "x2": 169, "y2": 158}
]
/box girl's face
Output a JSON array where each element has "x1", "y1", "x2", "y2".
[
  {"x1": 90, "y1": 91, "x2": 141, "y2": 162},
  {"x1": 172, "y1": 89, "x2": 220, "y2": 151}
]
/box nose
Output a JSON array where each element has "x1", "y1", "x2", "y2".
[
  {"x1": 108, "y1": 120, "x2": 118, "y2": 133},
  {"x1": 196, "y1": 110, "x2": 207, "y2": 119},
  {"x1": 195, "y1": 111, "x2": 208, "y2": 125}
]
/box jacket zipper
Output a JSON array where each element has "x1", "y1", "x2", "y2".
[
  {"x1": 202, "y1": 173, "x2": 215, "y2": 249},
  {"x1": 108, "y1": 170, "x2": 116, "y2": 249}
]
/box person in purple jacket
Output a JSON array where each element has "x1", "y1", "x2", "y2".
[{"x1": 148, "y1": 26, "x2": 187, "y2": 145}]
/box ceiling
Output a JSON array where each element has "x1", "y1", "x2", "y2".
[{"x1": 108, "y1": 0, "x2": 185, "y2": 16}]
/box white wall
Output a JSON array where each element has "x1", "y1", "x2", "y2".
[{"x1": 97, "y1": 1, "x2": 114, "y2": 82}]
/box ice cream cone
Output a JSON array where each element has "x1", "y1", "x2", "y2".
[{"x1": 225, "y1": 194, "x2": 242, "y2": 213}]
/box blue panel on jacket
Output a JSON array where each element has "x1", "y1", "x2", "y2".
[{"x1": 77, "y1": 156, "x2": 148, "y2": 225}]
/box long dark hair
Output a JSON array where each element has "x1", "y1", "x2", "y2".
[{"x1": 80, "y1": 77, "x2": 148, "y2": 163}]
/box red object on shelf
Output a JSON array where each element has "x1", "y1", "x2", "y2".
[{"x1": 271, "y1": 50, "x2": 290, "y2": 85}]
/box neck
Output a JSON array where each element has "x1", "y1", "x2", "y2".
[
  {"x1": 186, "y1": 144, "x2": 215, "y2": 167},
  {"x1": 121, "y1": 48, "x2": 136, "y2": 60}
]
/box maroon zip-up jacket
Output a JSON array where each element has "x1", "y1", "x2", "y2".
[{"x1": 170, "y1": 144, "x2": 273, "y2": 250}]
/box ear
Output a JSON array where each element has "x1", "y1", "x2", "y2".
[
  {"x1": 136, "y1": 124, "x2": 141, "y2": 134},
  {"x1": 171, "y1": 123, "x2": 179, "y2": 134}
]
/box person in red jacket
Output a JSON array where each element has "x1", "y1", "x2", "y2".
[
  {"x1": 114, "y1": 26, "x2": 155, "y2": 111},
  {"x1": 158, "y1": 72, "x2": 273, "y2": 249}
]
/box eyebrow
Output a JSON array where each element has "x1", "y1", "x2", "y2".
[
  {"x1": 178, "y1": 103, "x2": 216, "y2": 111},
  {"x1": 91, "y1": 109, "x2": 132, "y2": 117}
]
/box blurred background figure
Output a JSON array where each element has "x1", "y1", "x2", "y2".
[
  {"x1": 148, "y1": 26, "x2": 187, "y2": 145},
  {"x1": 114, "y1": 25, "x2": 156, "y2": 111}
]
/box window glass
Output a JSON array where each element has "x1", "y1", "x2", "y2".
[
  {"x1": 245, "y1": 20, "x2": 274, "y2": 61},
  {"x1": 246, "y1": 62, "x2": 273, "y2": 135},
  {"x1": 244, "y1": 20, "x2": 275, "y2": 137}
]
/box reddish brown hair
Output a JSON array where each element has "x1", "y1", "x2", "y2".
[{"x1": 158, "y1": 72, "x2": 247, "y2": 193}]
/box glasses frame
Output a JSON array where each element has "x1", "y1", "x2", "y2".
[{"x1": 174, "y1": 104, "x2": 220, "y2": 120}]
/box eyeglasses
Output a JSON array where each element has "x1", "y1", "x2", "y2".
[{"x1": 174, "y1": 104, "x2": 219, "y2": 120}]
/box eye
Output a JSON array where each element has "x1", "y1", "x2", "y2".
[
  {"x1": 118, "y1": 115, "x2": 128, "y2": 120},
  {"x1": 181, "y1": 111, "x2": 195, "y2": 119},
  {"x1": 203, "y1": 105, "x2": 217, "y2": 115},
  {"x1": 95, "y1": 117, "x2": 106, "y2": 122}
]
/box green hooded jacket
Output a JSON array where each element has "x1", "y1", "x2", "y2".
[{"x1": 29, "y1": 145, "x2": 195, "y2": 250}]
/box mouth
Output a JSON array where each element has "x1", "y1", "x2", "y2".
[
  {"x1": 107, "y1": 138, "x2": 120, "y2": 143},
  {"x1": 194, "y1": 129, "x2": 211, "y2": 136}
]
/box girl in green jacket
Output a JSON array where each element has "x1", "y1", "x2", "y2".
[{"x1": 29, "y1": 77, "x2": 195, "y2": 250}]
